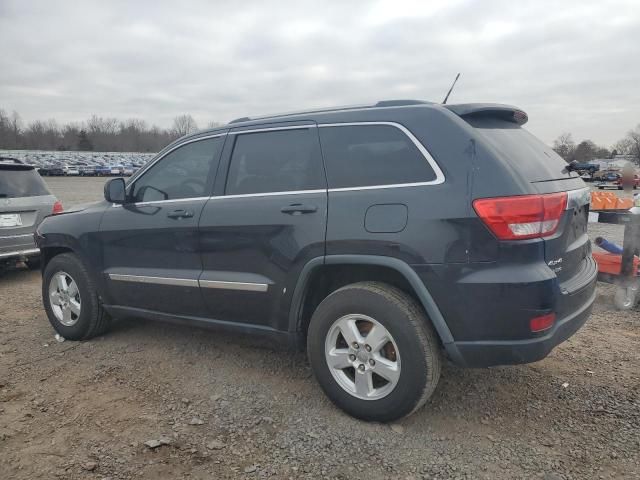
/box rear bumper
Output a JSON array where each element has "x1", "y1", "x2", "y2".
[
  {"x1": 0, "y1": 234, "x2": 39, "y2": 261},
  {"x1": 451, "y1": 287, "x2": 595, "y2": 367}
]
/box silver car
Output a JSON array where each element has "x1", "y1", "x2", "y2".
[{"x1": 0, "y1": 158, "x2": 61, "y2": 269}]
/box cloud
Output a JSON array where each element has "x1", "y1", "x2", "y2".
[{"x1": 0, "y1": 0, "x2": 638, "y2": 145}]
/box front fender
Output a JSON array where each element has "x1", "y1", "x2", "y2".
[{"x1": 36, "y1": 205, "x2": 107, "y2": 298}]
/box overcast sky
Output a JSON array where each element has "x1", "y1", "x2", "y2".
[{"x1": 1, "y1": 0, "x2": 638, "y2": 146}]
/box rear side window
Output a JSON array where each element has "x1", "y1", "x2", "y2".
[
  {"x1": 225, "y1": 128, "x2": 324, "y2": 195},
  {"x1": 466, "y1": 117, "x2": 578, "y2": 182},
  {"x1": 0, "y1": 167, "x2": 50, "y2": 198},
  {"x1": 319, "y1": 124, "x2": 436, "y2": 189}
]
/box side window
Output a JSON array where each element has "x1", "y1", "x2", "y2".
[
  {"x1": 225, "y1": 128, "x2": 324, "y2": 195},
  {"x1": 132, "y1": 137, "x2": 224, "y2": 202},
  {"x1": 318, "y1": 125, "x2": 437, "y2": 189}
]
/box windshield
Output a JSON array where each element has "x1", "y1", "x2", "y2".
[{"x1": 0, "y1": 167, "x2": 51, "y2": 198}]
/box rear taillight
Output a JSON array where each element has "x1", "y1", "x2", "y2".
[
  {"x1": 530, "y1": 312, "x2": 556, "y2": 333},
  {"x1": 473, "y1": 192, "x2": 567, "y2": 240},
  {"x1": 52, "y1": 200, "x2": 64, "y2": 215}
]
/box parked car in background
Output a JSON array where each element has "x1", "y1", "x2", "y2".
[
  {"x1": 39, "y1": 164, "x2": 65, "y2": 176},
  {"x1": 110, "y1": 165, "x2": 123, "y2": 176},
  {"x1": 95, "y1": 165, "x2": 112, "y2": 176},
  {"x1": 595, "y1": 172, "x2": 623, "y2": 189},
  {"x1": 613, "y1": 174, "x2": 640, "y2": 190},
  {"x1": 80, "y1": 165, "x2": 98, "y2": 176},
  {"x1": 123, "y1": 165, "x2": 135, "y2": 176},
  {"x1": 571, "y1": 162, "x2": 600, "y2": 174},
  {"x1": 63, "y1": 165, "x2": 80, "y2": 176},
  {"x1": 35, "y1": 100, "x2": 595, "y2": 422},
  {"x1": 1, "y1": 158, "x2": 62, "y2": 269},
  {"x1": 594, "y1": 171, "x2": 620, "y2": 183}
]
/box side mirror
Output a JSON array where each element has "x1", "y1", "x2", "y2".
[{"x1": 104, "y1": 177, "x2": 126, "y2": 204}]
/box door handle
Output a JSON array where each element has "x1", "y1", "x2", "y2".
[
  {"x1": 280, "y1": 203, "x2": 318, "y2": 215},
  {"x1": 167, "y1": 209, "x2": 194, "y2": 219}
]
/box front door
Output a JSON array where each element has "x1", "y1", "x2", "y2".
[
  {"x1": 99, "y1": 134, "x2": 226, "y2": 316},
  {"x1": 198, "y1": 123, "x2": 327, "y2": 330}
]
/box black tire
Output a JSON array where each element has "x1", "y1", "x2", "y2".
[
  {"x1": 25, "y1": 256, "x2": 41, "y2": 270},
  {"x1": 42, "y1": 253, "x2": 111, "y2": 340},
  {"x1": 307, "y1": 281, "x2": 441, "y2": 422}
]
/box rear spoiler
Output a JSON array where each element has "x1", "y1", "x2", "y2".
[{"x1": 444, "y1": 103, "x2": 528, "y2": 125}]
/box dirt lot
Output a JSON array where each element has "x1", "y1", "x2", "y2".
[{"x1": 1, "y1": 178, "x2": 639, "y2": 479}]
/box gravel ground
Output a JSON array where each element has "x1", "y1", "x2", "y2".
[{"x1": 0, "y1": 179, "x2": 638, "y2": 479}]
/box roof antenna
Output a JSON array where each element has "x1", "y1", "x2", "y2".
[{"x1": 442, "y1": 73, "x2": 460, "y2": 104}]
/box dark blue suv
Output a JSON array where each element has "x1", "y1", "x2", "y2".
[{"x1": 36, "y1": 100, "x2": 596, "y2": 421}]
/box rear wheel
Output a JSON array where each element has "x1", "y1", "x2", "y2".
[
  {"x1": 307, "y1": 282, "x2": 441, "y2": 422},
  {"x1": 43, "y1": 253, "x2": 111, "y2": 340}
]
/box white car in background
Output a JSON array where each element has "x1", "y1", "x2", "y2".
[{"x1": 63, "y1": 165, "x2": 80, "y2": 176}]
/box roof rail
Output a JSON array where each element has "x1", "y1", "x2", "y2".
[
  {"x1": 374, "y1": 100, "x2": 430, "y2": 107},
  {"x1": 227, "y1": 99, "x2": 430, "y2": 125},
  {"x1": 229, "y1": 116, "x2": 251, "y2": 124}
]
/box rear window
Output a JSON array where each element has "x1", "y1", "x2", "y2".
[
  {"x1": 318, "y1": 124, "x2": 437, "y2": 189},
  {"x1": 467, "y1": 117, "x2": 578, "y2": 182},
  {"x1": 0, "y1": 166, "x2": 51, "y2": 198}
]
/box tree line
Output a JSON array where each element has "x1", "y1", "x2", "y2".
[
  {"x1": 552, "y1": 124, "x2": 640, "y2": 164},
  {"x1": 2, "y1": 105, "x2": 638, "y2": 160},
  {"x1": 0, "y1": 108, "x2": 221, "y2": 153}
]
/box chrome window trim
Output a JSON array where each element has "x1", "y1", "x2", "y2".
[
  {"x1": 126, "y1": 132, "x2": 227, "y2": 186},
  {"x1": 328, "y1": 182, "x2": 438, "y2": 193},
  {"x1": 108, "y1": 274, "x2": 199, "y2": 287},
  {"x1": 208, "y1": 189, "x2": 325, "y2": 200},
  {"x1": 317, "y1": 121, "x2": 445, "y2": 188},
  {"x1": 199, "y1": 279, "x2": 268, "y2": 292},
  {"x1": 112, "y1": 196, "x2": 211, "y2": 208},
  {"x1": 114, "y1": 122, "x2": 446, "y2": 204},
  {"x1": 229, "y1": 124, "x2": 316, "y2": 135}
]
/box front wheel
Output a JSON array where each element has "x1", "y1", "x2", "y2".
[
  {"x1": 307, "y1": 282, "x2": 441, "y2": 422},
  {"x1": 43, "y1": 253, "x2": 111, "y2": 340}
]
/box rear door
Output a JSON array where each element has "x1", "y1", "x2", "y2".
[
  {"x1": 99, "y1": 134, "x2": 225, "y2": 316},
  {"x1": 0, "y1": 165, "x2": 55, "y2": 254},
  {"x1": 198, "y1": 122, "x2": 327, "y2": 330}
]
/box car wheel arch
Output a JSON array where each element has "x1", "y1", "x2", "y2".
[{"x1": 289, "y1": 254, "x2": 463, "y2": 363}]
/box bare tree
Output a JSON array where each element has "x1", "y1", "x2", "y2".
[
  {"x1": 614, "y1": 137, "x2": 633, "y2": 156},
  {"x1": 626, "y1": 124, "x2": 640, "y2": 163},
  {"x1": 0, "y1": 108, "x2": 220, "y2": 152},
  {"x1": 552, "y1": 132, "x2": 576, "y2": 161},
  {"x1": 172, "y1": 114, "x2": 198, "y2": 137},
  {"x1": 573, "y1": 140, "x2": 600, "y2": 162}
]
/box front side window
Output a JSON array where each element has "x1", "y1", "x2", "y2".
[
  {"x1": 225, "y1": 128, "x2": 324, "y2": 195},
  {"x1": 131, "y1": 137, "x2": 224, "y2": 202},
  {"x1": 318, "y1": 124, "x2": 437, "y2": 189}
]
